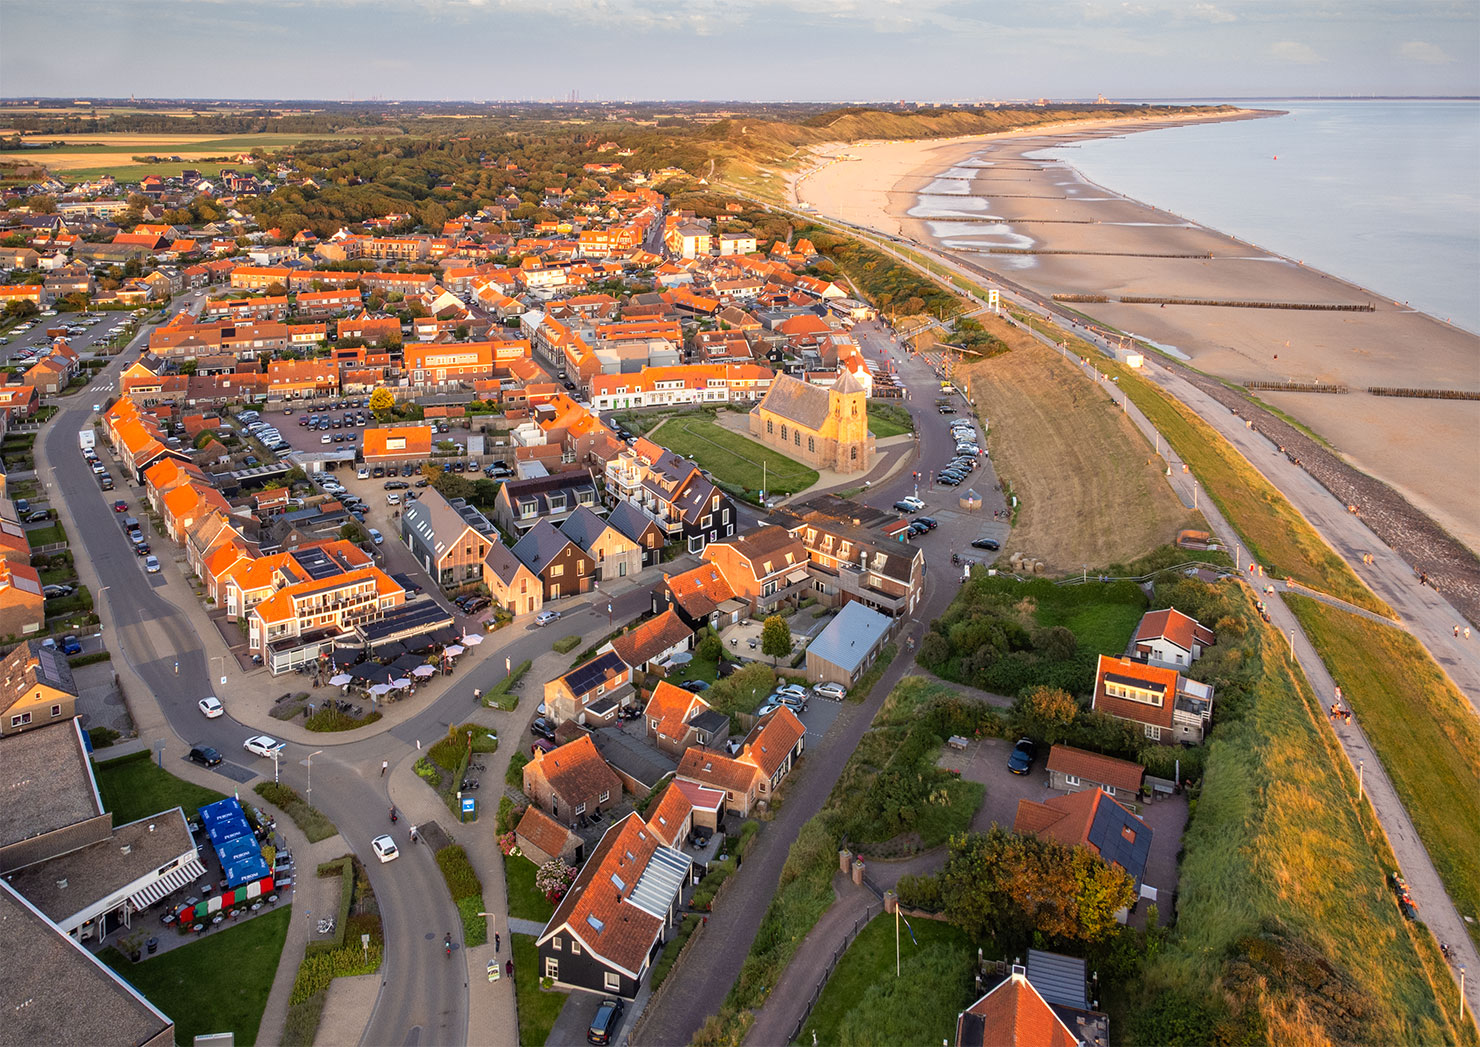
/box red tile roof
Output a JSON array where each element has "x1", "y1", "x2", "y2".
[
  {"x1": 1044, "y1": 745, "x2": 1144, "y2": 794},
  {"x1": 644, "y1": 783, "x2": 693, "y2": 848},
  {"x1": 516, "y1": 805, "x2": 579, "y2": 860},
  {"x1": 1092, "y1": 655, "x2": 1181, "y2": 731},
  {"x1": 542, "y1": 813, "x2": 664, "y2": 976},
  {"x1": 743, "y1": 706, "x2": 805, "y2": 779},
  {"x1": 957, "y1": 971, "x2": 1078, "y2": 1047},
  {"x1": 1133, "y1": 607, "x2": 1215, "y2": 653},
  {"x1": 527, "y1": 735, "x2": 621, "y2": 806}
]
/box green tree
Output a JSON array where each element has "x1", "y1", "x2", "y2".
[
  {"x1": 1010, "y1": 686, "x2": 1079, "y2": 746},
  {"x1": 4, "y1": 300, "x2": 39, "y2": 319},
  {"x1": 695, "y1": 631, "x2": 723, "y2": 664},
  {"x1": 339, "y1": 521, "x2": 370, "y2": 544},
  {"x1": 760, "y1": 615, "x2": 793, "y2": 667}
]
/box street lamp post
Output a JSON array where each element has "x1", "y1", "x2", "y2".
[{"x1": 306, "y1": 750, "x2": 323, "y2": 808}]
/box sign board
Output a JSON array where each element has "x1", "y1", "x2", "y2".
[
  {"x1": 461, "y1": 797, "x2": 476, "y2": 815},
  {"x1": 987, "y1": 289, "x2": 1001, "y2": 313}
]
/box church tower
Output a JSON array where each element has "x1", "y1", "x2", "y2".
[{"x1": 831, "y1": 370, "x2": 870, "y2": 473}]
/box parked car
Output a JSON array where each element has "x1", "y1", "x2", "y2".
[
  {"x1": 914, "y1": 516, "x2": 938, "y2": 530},
  {"x1": 60, "y1": 634, "x2": 83, "y2": 655},
  {"x1": 386, "y1": 494, "x2": 401, "y2": 506},
  {"x1": 812, "y1": 681, "x2": 847, "y2": 701},
  {"x1": 586, "y1": 998, "x2": 626, "y2": 1045},
  {"x1": 899, "y1": 496, "x2": 925, "y2": 510},
  {"x1": 42, "y1": 584, "x2": 75, "y2": 598},
  {"x1": 892, "y1": 500, "x2": 921, "y2": 514},
  {"x1": 243, "y1": 735, "x2": 285, "y2": 758},
  {"x1": 531, "y1": 716, "x2": 558, "y2": 741},
  {"x1": 371, "y1": 835, "x2": 400, "y2": 864},
  {"x1": 970, "y1": 538, "x2": 1001, "y2": 551},
  {"x1": 679, "y1": 679, "x2": 710, "y2": 693},
  {"x1": 188, "y1": 745, "x2": 223, "y2": 767},
  {"x1": 367, "y1": 528, "x2": 384, "y2": 545},
  {"x1": 144, "y1": 555, "x2": 161, "y2": 573},
  {"x1": 198, "y1": 696, "x2": 224, "y2": 718},
  {"x1": 1008, "y1": 738, "x2": 1038, "y2": 775},
  {"x1": 534, "y1": 610, "x2": 562, "y2": 627}
]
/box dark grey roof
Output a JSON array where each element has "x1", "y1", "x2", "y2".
[
  {"x1": 559, "y1": 506, "x2": 615, "y2": 552},
  {"x1": 591, "y1": 727, "x2": 677, "y2": 789},
  {"x1": 1087, "y1": 796, "x2": 1153, "y2": 889},
  {"x1": 606, "y1": 500, "x2": 661, "y2": 544},
  {"x1": 674, "y1": 473, "x2": 720, "y2": 526},
  {"x1": 357, "y1": 600, "x2": 451, "y2": 645},
  {"x1": 0, "y1": 720, "x2": 100, "y2": 850},
  {"x1": 757, "y1": 372, "x2": 832, "y2": 430},
  {"x1": 482, "y1": 540, "x2": 527, "y2": 585},
  {"x1": 688, "y1": 709, "x2": 729, "y2": 736},
  {"x1": 26, "y1": 639, "x2": 78, "y2": 697},
  {"x1": 404, "y1": 487, "x2": 486, "y2": 559},
  {"x1": 0, "y1": 880, "x2": 174, "y2": 1047},
  {"x1": 511, "y1": 518, "x2": 577, "y2": 572}
]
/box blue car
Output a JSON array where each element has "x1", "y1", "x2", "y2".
[
  {"x1": 60, "y1": 634, "x2": 83, "y2": 655},
  {"x1": 1007, "y1": 738, "x2": 1037, "y2": 775}
]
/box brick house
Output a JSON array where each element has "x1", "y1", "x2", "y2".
[{"x1": 521, "y1": 735, "x2": 623, "y2": 824}]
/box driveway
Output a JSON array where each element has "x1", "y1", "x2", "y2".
[{"x1": 938, "y1": 736, "x2": 1055, "y2": 832}]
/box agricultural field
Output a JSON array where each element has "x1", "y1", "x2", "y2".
[
  {"x1": 962, "y1": 330, "x2": 1200, "y2": 573},
  {"x1": 0, "y1": 132, "x2": 344, "y2": 178},
  {"x1": 650, "y1": 413, "x2": 819, "y2": 497}
]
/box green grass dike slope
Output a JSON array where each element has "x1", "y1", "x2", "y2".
[{"x1": 1127, "y1": 593, "x2": 1472, "y2": 1047}]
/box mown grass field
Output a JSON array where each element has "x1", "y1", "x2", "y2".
[
  {"x1": 962, "y1": 333, "x2": 1200, "y2": 572},
  {"x1": 0, "y1": 132, "x2": 346, "y2": 179},
  {"x1": 1019, "y1": 320, "x2": 1392, "y2": 617},
  {"x1": 96, "y1": 752, "x2": 226, "y2": 824},
  {"x1": 794, "y1": 912, "x2": 975, "y2": 1047},
  {"x1": 1287, "y1": 595, "x2": 1480, "y2": 948},
  {"x1": 102, "y1": 906, "x2": 290, "y2": 1045},
  {"x1": 651, "y1": 415, "x2": 819, "y2": 496},
  {"x1": 1128, "y1": 594, "x2": 1472, "y2": 1046},
  {"x1": 865, "y1": 400, "x2": 913, "y2": 438}
]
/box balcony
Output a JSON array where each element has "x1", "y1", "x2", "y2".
[{"x1": 836, "y1": 564, "x2": 909, "y2": 616}]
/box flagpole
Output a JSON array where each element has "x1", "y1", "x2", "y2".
[{"x1": 895, "y1": 904, "x2": 900, "y2": 978}]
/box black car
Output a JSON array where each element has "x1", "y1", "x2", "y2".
[
  {"x1": 971, "y1": 538, "x2": 1001, "y2": 551},
  {"x1": 908, "y1": 521, "x2": 930, "y2": 537},
  {"x1": 1008, "y1": 738, "x2": 1037, "y2": 775},
  {"x1": 531, "y1": 716, "x2": 558, "y2": 741},
  {"x1": 938, "y1": 474, "x2": 962, "y2": 486},
  {"x1": 588, "y1": 998, "x2": 625, "y2": 1046},
  {"x1": 914, "y1": 516, "x2": 938, "y2": 530},
  {"x1": 460, "y1": 596, "x2": 491, "y2": 614},
  {"x1": 188, "y1": 745, "x2": 223, "y2": 767},
  {"x1": 679, "y1": 679, "x2": 710, "y2": 693}
]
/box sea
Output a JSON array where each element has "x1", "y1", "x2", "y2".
[{"x1": 1030, "y1": 99, "x2": 1480, "y2": 334}]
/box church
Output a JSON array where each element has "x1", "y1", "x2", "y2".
[{"x1": 748, "y1": 371, "x2": 874, "y2": 475}]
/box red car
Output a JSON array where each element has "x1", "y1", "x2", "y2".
[{"x1": 112, "y1": 500, "x2": 128, "y2": 513}]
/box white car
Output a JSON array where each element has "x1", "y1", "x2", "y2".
[
  {"x1": 534, "y1": 610, "x2": 562, "y2": 626},
  {"x1": 144, "y1": 554, "x2": 161, "y2": 573},
  {"x1": 898, "y1": 496, "x2": 926, "y2": 511},
  {"x1": 386, "y1": 493, "x2": 400, "y2": 506},
  {"x1": 198, "y1": 696, "x2": 224, "y2": 718},
  {"x1": 243, "y1": 735, "x2": 285, "y2": 758},
  {"x1": 368, "y1": 528, "x2": 384, "y2": 545},
  {"x1": 812, "y1": 682, "x2": 847, "y2": 701},
  {"x1": 371, "y1": 835, "x2": 399, "y2": 863}
]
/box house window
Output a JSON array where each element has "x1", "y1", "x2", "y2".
[
  {"x1": 851, "y1": 446, "x2": 858, "y2": 460},
  {"x1": 599, "y1": 790, "x2": 610, "y2": 804},
  {"x1": 10, "y1": 713, "x2": 32, "y2": 727},
  {"x1": 780, "y1": 424, "x2": 787, "y2": 440},
  {"x1": 551, "y1": 564, "x2": 564, "y2": 578},
  {"x1": 766, "y1": 419, "x2": 773, "y2": 434},
  {"x1": 545, "y1": 957, "x2": 559, "y2": 979},
  {"x1": 1064, "y1": 774, "x2": 1080, "y2": 787},
  {"x1": 570, "y1": 939, "x2": 581, "y2": 955},
  {"x1": 50, "y1": 704, "x2": 61, "y2": 717},
  {"x1": 552, "y1": 936, "x2": 562, "y2": 951},
  {"x1": 650, "y1": 718, "x2": 660, "y2": 731},
  {"x1": 794, "y1": 431, "x2": 801, "y2": 446},
  {"x1": 604, "y1": 972, "x2": 621, "y2": 991},
  {"x1": 618, "y1": 561, "x2": 627, "y2": 577},
  {"x1": 1145, "y1": 724, "x2": 1161, "y2": 740},
  {"x1": 575, "y1": 802, "x2": 587, "y2": 815},
  {"x1": 577, "y1": 560, "x2": 585, "y2": 575}
]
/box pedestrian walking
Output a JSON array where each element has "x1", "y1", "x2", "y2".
[
  {"x1": 1466, "y1": 628, "x2": 1471, "y2": 640},
  {"x1": 1455, "y1": 626, "x2": 1461, "y2": 637},
  {"x1": 409, "y1": 825, "x2": 418, "y2": 844},
  {"x1": 381, "y1": 760, "x2": 388, "y2": 777},
  {"x1": 494, "y1": 932, "x2": 501, "y2": 954}
]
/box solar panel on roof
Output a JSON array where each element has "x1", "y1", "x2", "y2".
[
  {"x1": 564, "y1": 651, "x2": 625, "y2": 695},
  {"x1": 1087, "y1": 798, "x2": 1152, "y2": 889}
]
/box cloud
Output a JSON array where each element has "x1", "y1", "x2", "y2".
[
  {"x1": 1399, "y1": 40, "x2": 1452, "y2": 64},
  {"x1": 1188, "y1": 2, "x2": 1235, "y2": 23},
  {"x1": 1269, "y1": 40, "x2": 1323, "y2": 63}
]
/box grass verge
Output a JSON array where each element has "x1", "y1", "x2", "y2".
[
  {"x1": 102, "y1": 906, "x2": 290, "y2": 1045},
  {"x1": 254, "y1": 782, "x2": 337, "y2": 843},
  {"x1": 1094, "y1": 352, "x2": 1390, "y2": 617},
  {"x1": 512, "y1": 933, "x2": 566, "y2": 1047},
  {"x1": 866, "y1": 400, "x2": 914, "y2": 438},
  {"x1": 434, "y1": 844, "x2": 488, "y2": 946},
  {"x1": 1287, "y1": 595, "x2": 1480, "y2": 947},
  {"x1": 95, "y1": 750, "x2": 225, "y2": 823}
]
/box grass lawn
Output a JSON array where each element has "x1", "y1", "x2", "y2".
[
  {"x1": 101, "y1": 906, "x2": 290, "y2": 1045},
  {"x1": 1092, "y1": 352, "x2": 1391, "y2": 618},
  {"x1": 866, "y1": 401, "x2": 914, "y2": 438},
  {"x1": 1032, "y1": 594, "x2": 1145, "y2": 655},
  {"x1": 26, "y1": 521, "x2": 67, "y2": 546},
  {"x1": 651, "y1": 415, "x2": 819, "y2": 496},
  {"x1": 505, "y1": 854, "x2": 555, "y2": 922},
  {"x1": 512, "y1": 933, "x2": 567, "y2": 1046},
  {"x1": 796, "y1": 912, "x2": 975, "y2": 1047},
  {"x1": 96, "y1": 753, "x2": 226, "y2": 824},
  {"x1": 1288, "y1": 596, "x2": 1480, "y2": 948}
]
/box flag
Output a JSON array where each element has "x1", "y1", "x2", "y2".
[{"x1": 900, "y1": 913, "x2": 918, "y2": 946}]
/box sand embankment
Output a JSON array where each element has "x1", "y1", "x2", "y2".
[{"x1": 794, "y1": 113, "x2": 1480, "y2": 555}]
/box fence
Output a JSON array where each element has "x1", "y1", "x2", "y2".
[
  {"x1": 1244, "y1": 381, "x2": 1349, "y2": 394},
  {"x1": 786, "y1": 902, "x2": 884, "y2": 1044},
  {"x1": 1367, "y1": 386, "x2": 1480, "y2": 401}
]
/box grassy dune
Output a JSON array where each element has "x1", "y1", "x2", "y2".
[
  {"x1": 962, "y1": 332, "x2": 1200, "y2": 572},
  {"x1": 1287, "y1": 595, "x2": 1480, "y2": 948},
  {"x1": 1130, "y1": 595, "x2": 1471, "y2": 1046}
]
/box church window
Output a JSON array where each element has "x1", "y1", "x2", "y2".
[
  {"x1": 851, "y1": 446, "x2": 858, "y2": 460},
  {"x1": 766, "y1": 419, "x2": 773, "y2": 434},
  {"x1": 781, "y1": 424, "x2": 787, "y2": 440},
  {"x1": 794, "y1": 431, "x2": 801, "y2": 446},
  {"x1": 808, "y1": 437, "x2": 815, "y2": 452}
]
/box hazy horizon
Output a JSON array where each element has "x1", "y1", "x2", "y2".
[{"x1": 2, "y1": 0, "x2": 1476, "y2": 102}]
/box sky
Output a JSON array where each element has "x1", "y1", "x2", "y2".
[{"x1": 1, "y1": 0, "x2": 1477, "y2": 101}]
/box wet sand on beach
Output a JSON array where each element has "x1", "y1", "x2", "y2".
[{"x1": 794, "y1": 117, "x2": 1480, "y2": 554}]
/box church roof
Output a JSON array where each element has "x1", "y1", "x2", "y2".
[{"x1": 756, "y1": 373, "x2": 833, "y2": 430}]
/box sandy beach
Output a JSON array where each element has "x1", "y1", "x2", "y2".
[{"x1": 794, "y1": 114, "x2": 1480, "y2": 555}]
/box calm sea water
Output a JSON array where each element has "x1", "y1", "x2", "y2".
[{"x1": 1032, "y1": 100, "x2": 1480, "y2": 334}]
